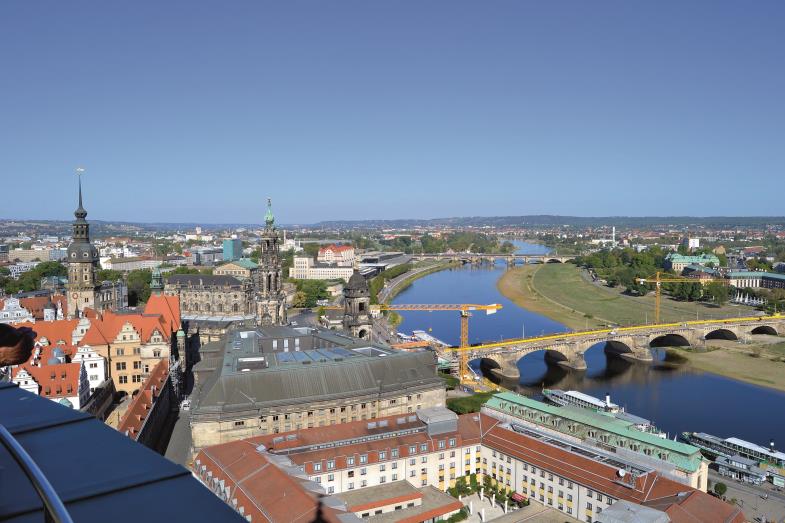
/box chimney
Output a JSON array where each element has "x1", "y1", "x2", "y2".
[
  {"x1": 771, "y1": 439, "x2": 776, "y2": 453},
  {"x1": 605, "y1": 392, "x2": 611, "y2": 407}
]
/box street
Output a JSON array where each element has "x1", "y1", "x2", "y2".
[{"x1": 708, "y1": 470, "x2": 785, "y2": 523}]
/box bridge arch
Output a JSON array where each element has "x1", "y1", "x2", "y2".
[
  {"x1": 604, "y1": 340, "x2": 634, "y2": 356},
  {"x1": 705, "y1": 328, "x2": 738, "y2": 341},
  {"x1": 650, "y1": 333, "x2": 691, "y2": 348},
  {"x1": 545, "y1": 258, "x2": 563, "y2": 264},
  {"x1": 751, "y1": 325, "x2": 778, "y2": 336}
]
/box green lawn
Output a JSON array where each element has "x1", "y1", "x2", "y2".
[{"x1": 525, "y1": 264, "x2": 757, "y2": 327}]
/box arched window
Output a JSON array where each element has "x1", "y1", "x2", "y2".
[
  {"x1": 233, "y1": 303, "x2": 239, "y2": 313},
  {"x1": 217, "y1": 304, "x2": 223, "y2": 313}
]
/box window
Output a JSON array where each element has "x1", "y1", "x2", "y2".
[
  {"x1": 327, "y1": 486, "x2": 334, "y2": 494},
  {"x1": 559, "y1": 478, "x2": 564, "y2": 486},
  {"x1": 597, "y1": 494, "x2": 603, "y2": 503},
  {"x1": 133, "y1": 361, "x2": 141, "y2": 369},
  {"x1": 410, "y1": 470, "x2": 415, "y2": 478},
  {"x1": 360, "y1": 454, "x2": 368, "y2": 464},
  {"x1": 392, "y1": 473, "x2": 397, "y2": 481},
  {"x1": 449, "y1": 438, "x2": 456, "y2": 447},
  {"x1": 314, "y1": 463, "x2": 322, "y2": 472},
  {"x1": 116, "y1": 348, "x2": 124, "y2": 356},
  {"x1": 132, "y1": 375, "x2": 142, "y2": 383},
  {"x1": 379, "y1": 464, "x2": 386, "y2": 472},
  {"x1": 438, "y1": 440, "x2": 446, "y2": 449},
  {"x1": 327, "y1": 460, "x2": 335, "y2": 470},
  {"x1": 116, "y1": 362, "x2": 126, "y2": 371},
  {"x1": 360, "y1": 468, "x2": 367, "y2": 476},
  {"x1": 409, "y1": 458, "x2": 416, "y2": 466},
  {"x1": 439, "y1": 453, "x2": 445, "y2": 460},
  {"x1": 567, "y1": 494, "x2": 573, "y2": 502},
  {"x1": 421, "y1": 456, "x2": 427, "y2": 464},
  {"x1": 391, "y1": 462, "x2": 397, "y2": 470},
  {"x1": 348, "y1": 457, "x2": 355, "y2": 466},
  {"x1": 379, "y1": 476, "x2": 386, "y2": 484},
  {"x1": 118, "y1": 376, "x2": 128, "y2": 384},
  {"x1": 379, "y1": 451, "x2": 386, "y2": 460},
  {"x1": 409, "y1": 445, "x2": 416, "y2": 454},
  {"x1": 391, "y1": 449, "x2": 399, "y2": 458},
  {"x1": 587, "y1": 490, "x2": 593, "y2": 499},
  {"x1": 420, "y1": 443, "x2": 427, "y2": 452}
]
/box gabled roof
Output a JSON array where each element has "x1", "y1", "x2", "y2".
[
  {"x1": 118, "y1": 359, "x2": 170, "y2": 439},
  {"x1": 13, "y1": 362, "x2": 82, "y2": 399},
  {"x1": 144, "y1": 293, "x2": 182, "y2": 332},
  {"x1": 15, "y1": 319, "x2": 79, "y2": 347},
  {"x1": 219, "y1": 258, "x2": 258, "y2": 270}
]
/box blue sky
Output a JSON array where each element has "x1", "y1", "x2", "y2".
[{"x1": 2, "y1": 2, "x2": 784, "y2": 224}]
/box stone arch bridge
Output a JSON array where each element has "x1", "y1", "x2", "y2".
[
  {"x1": 411, "y1": 253, "x2": 575, "y2": 266},
  {"x1": 462, "y1": 316, "x2": 785, "y2": 380}
]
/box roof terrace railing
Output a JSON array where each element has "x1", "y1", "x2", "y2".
[{"x1": 0, "y1": 424, "x2": 74, "y2": 523}]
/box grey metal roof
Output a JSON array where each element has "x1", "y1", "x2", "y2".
[
  {"x1": 0, "y1": 383, "x2": 243, "y2": 522},
  {"x1": 166, "y1": 274, "x2": 243, "y2": 287},
  {"x1": 195, "y1": 350, "x2": 440, "y2": 411},
  {"x1": 597, "y1": 500, "x2": 670, "y2": 523}
]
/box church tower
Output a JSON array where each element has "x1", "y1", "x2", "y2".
[
  {"x1": 343, "y1": 270, "x2": 372, "y2": 340},
  {"x1": 255, "y1": 198, "x2": 287, "y2": 325},
  {"x1": 66, "y1": 172, "x2": 100, "y2": 319},
  {"x1": 150, "y1": 267, "x2": 164, "y2": 296}
]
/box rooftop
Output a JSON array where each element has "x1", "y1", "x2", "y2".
[
  {"x1": 0, "y1": 382, "x2": 244, "y2": 522},
  {"x1": 487, "y1": 392, "x2": 702, "y2": 466}
]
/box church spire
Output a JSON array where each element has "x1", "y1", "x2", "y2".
[
  {"x1": 75, "y1": 167, "x2": 87, "y2": 220},
  {"x1": 264, "y1": 197, "x2": 275, "y2": 229}
]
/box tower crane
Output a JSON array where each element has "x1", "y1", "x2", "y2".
[
  {"x1": 635, "y1": 271, "x2": 728, "y2": 324},
  {"x1": 370, "y1": 303, "x2": 503, "y2": 381},
  {"x1": 323, "y1": 302, "x2": 503, "y2": 381}
]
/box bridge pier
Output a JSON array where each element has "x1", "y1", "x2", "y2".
[{"x1": 557, "y1": 351, "x2": 587, "y2": 371}]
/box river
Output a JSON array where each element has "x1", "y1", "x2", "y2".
[{"x1": 392, "y1": 240, "x2": 785, "y2": 446}]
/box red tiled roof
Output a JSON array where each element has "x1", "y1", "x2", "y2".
[
  {"x1": 319, "y1": 244, "x2": 353, "y2": 253},
  {"x1": 15, "y1": 319, "x2": 79, "y2": 348},
  {"x1": 195, "y1": 442, "x2": 348, "y2": 523},
  {"x1": 18, "y1": 295, "x2": 67, "y2": 320},
  {"x1": 646, "y1": 491, "x2": 746, "y2": 523},
  {"x1": 143, "y1": 294, "x2": 181, "y2": 332},
  {"x1": 12, "y1": 362, "x2": 82, "y2": 399},
  {"x1": 117, "y1": 358, "x2": 170, "y2": 439}
]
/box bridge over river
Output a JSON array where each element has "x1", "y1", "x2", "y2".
[
  {"x1": 411, "y1": 252, "x2": 575, "y2": 265},
  {"x1": 453, "y1": 315, "x2": 785, "y2": 380}
]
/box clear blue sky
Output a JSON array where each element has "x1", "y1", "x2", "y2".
[{"x1": 2, "y1": 2, "x2": 784, "y2": 224}]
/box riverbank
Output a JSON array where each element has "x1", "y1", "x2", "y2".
[
  {"x1": 381, "y1": 261, "x2": 458, "y2": 304},
  {"x1": 497, "y1": 263, "x2": 759, "y2": 329},
  {"x1": 668, "y1": 341, "x2": 785, "y2": 393},
  {"x1": 496, "y1": 264, "x2": 604, "y2": 330}
]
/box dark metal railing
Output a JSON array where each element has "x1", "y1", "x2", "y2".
[{"x1": 0, "y1": 424, "x2": 74, "y2": 523}]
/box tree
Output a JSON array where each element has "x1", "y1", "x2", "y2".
[
  {"x1": 126, "y1": 269, "x2": 152, "y2": 306},
  {"x1": 713, "y1": 482, "x2": 727, "y2": 497},
  {"x1": 704, "y1": 282, "x2": 729, "y2": 306},
  {"x1": 97, "y1": 269, "x2": 123, "y2": 282}
]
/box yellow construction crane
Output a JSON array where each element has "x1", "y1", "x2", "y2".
[
  {"x1": 635, "y1": 271, "x2": 728, "y2": 324},
  {"x1": 369, "y1": 303, "x2": 503, "y2": 380}
]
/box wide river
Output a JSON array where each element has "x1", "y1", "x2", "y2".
[{"x1": 392, "y1": 241, "x2": 785, "y2": 446}]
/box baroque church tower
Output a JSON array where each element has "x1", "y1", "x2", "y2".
[
  {"x1": 255, "y1": 198, "x2": 287, "y2": 325},
  {"x1": 343, "y1": 270, "x2": 372, "y2": 340},
  {"x1": 66, "y1": 173, "x2": 100, "y2": 319}
]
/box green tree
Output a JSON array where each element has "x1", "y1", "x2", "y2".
[
  {"x1": 704, "y1": 282, "x2": 729, "y2": 306},
  {"x1": 126, "y1": 269, "x2": 152, "y2": 306},
  {"x1": 713, "y1": 482, "x2": 727, "y2": 497},
  {"x1": 97, "y1": 269, "x2": 123, "y2": 282}
]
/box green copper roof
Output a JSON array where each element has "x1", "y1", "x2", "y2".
[
  {"x1": 221, "y1": 258, "x2": 258, "y2": 270},
  {"x1": 665, "y1": 253, "x2": 719, "y2": 264},
  {"x1": 264, "y1": 197, "x2": 275, "y2": 227},
  {"x1": 487, "y1": 391, "x2": 703, "y2": 472}
]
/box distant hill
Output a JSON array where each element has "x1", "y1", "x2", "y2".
[{"x1": 311, "y1": 215, "x2": 785, "y2": 229}]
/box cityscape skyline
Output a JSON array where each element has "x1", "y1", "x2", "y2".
[{"x1": 2, "y1": 1, "x2": 785, "y2": 223}]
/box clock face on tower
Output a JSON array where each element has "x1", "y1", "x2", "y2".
[{"x1": 72, "y1": 292, "x2": 79, "y2": 299}]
